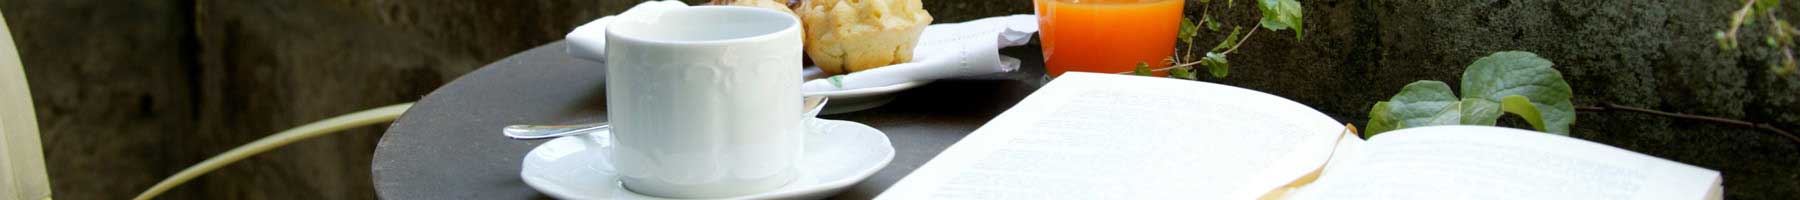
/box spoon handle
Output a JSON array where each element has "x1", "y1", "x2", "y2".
[
  {"x1": 501, "y1": 96, "x2": 826, "y2": 140},
  {"x1": 503, "y1": 122, "x2": 609, "y2": 140}
]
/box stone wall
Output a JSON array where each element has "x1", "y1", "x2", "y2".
[
  {"x1": 3, "y1": 0, "x2": 1795, "y2": 199},
  {"x1": 5, "y1": 0, "x2": 655, "y2": 199},
  {"x1": 3, "y1": 0, "x2": 195, "y2": 198}
]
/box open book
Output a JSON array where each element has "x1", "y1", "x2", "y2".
[{"x1": 876, "y1": 72, "x2": 1722, "y2": 200}]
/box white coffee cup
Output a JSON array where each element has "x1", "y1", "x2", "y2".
[{"x1": 601, "y1": 6, "x2": 805, "y2": 198}]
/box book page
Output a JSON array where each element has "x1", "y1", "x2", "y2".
[
  {"x1": 877, "y1": 72, "x2": 1344, "y2": 200},
  {"x1": 1257, "y1": 130, "x2": 1367, "y2": 200},
  {"x1": 1286, "y1": 126, "x2": 1722, "y2": 200}
]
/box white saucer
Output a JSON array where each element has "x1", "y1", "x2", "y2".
[
  {"x1": 802, "y1": 67, "x2": 930, "y2": 115},
  {"x1": 520, "y1": 119, "x2": 895, "y2": 199}
]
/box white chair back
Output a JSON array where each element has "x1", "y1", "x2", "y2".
[{"x1": 0, "y1": 10, "x2": 53, "y2": 200}]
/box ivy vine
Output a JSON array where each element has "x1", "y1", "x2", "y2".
[
  {"x1": 1120, "y1": 0, "x2": 1304, "y2": 79},
  {"x1": 1365, "y1": 51, "x2": 1575, "y2": 138},
  {"x1": 1716, "y1": 0, "x2": 1800, "y2": 77}
]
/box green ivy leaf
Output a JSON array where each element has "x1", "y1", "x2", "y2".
[
  {"x1": 1364, "y1": 81, "x2": 1464, "y2": 137},
  {"x1": 1459, "y1": 51, "x2": 1575, "y2": 135},
  {"x1": 1716, "y1": 31, "x2": 1737, "y2": 50},
  {"x1": 1204, "y1": 15, "x2": 1222, "y2": 32},
  {"x1": 1776, "y1": 20, "x2": 1795, "y2": 44},
  {"x1": 1365, "y1": 101, "x2": 1398, "y2": 138},
  {"x1": 1201, "y1": 52, "x2": 1230, "y2": 78},
  {"x1": 1756, "y1": 0, "x2": 1781, "y2": 14},
  {"x1": 1257, "y1": 0, "x2": 1304, "y2": 40},
  {"x1": 1499, "y1": 95, "x2": 1548, "y2": 130},
  {"x1": 1213, "y1": 27, "x2": 1242, "y2": 52},
  {"x1": 1179, "y1": 17, "x2": 1201, "y2": 45},
  {"x1": 1785, "y1": 59, "x2": 1800, "y2": 76},
  {"x1": 1746, "y1": 12, "x2": 1759, "y2": 25},
  {"x1": 1459, "y1": 97, "x2": 1502, "y2": 125},
  {"x1": 1366, "y1": 51, "x2": 1575, "y2": 136},
  {"x1": 1169, "y1": 66, "x2": 1197, "y2": 80},
  {"x1": 1133, "y1": 62, "x2": 1153, "y2": 76}
]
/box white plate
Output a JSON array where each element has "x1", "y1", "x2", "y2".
[
  {"x1": 802, "y1": 67, "x2": 929, "y2": 115},
  {"x1": 520, "y1": 119, "x2": 895, "y2": 199}
]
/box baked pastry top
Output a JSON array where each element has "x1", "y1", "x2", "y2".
[{"x1": 797, "y1": 0, "x2": 933, "y2": 75}]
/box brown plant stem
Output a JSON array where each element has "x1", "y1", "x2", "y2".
[
  {"x1": 1723, "y1": 0, "x2": 1757, "y2": 43},
  {"x1": 1221, "y1": 27, "x2": 1257, "y2": 55},
  {"x1": 1769, "y1": 11, "x2": 1800, "y2": 74},
  {"x1": 1120, "y1": 26, "x2": 1263, "y2": 74},
  {"x1": 1182, "y1": 3, "x2": 1210, "y2": 64},
  {"x1": 1576, "y1": 103, "x2": 1800, "y2": 145}
]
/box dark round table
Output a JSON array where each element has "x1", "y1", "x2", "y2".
[{"x1": 372, "y1": 41, "x2": 1047, "y2": 199}]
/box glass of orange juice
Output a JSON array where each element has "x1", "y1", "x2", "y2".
[{"x1": 1034, "y1": 0, "x2": 1185, "y2": 77}]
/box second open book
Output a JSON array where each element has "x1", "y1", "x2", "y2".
[{"x1": 877, "y1": 72, "x2": 1722, "y2": 200}]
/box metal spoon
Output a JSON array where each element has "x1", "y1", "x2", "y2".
[{"x1": 503, "y1": 96, "x2": 830, "y2": 140}]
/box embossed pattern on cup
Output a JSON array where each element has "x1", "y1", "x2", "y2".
[{"x1": 602, "y1": 6, "x2": 805, "y2": 198}]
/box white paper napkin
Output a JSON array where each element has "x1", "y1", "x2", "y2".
[
  {"x1": 802, "y1": 14, "x2": 1037, "y2": 92},
  {"x1": 565, "y1": 1, "x2": 1039, "y2": 93}
]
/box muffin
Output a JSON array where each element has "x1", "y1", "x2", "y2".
[{"x1": 798, "y1": 0, "x2": 933, "y2": 75}]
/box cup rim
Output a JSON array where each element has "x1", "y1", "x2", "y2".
[{"x1": 604, "y1": 6, "x2": 801, "y2": 46}]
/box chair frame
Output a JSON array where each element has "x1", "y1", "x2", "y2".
[{"x1": 0, "y1": 9, "x2": 55, "y2": 200}]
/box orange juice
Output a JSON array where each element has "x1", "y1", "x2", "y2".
[{"x1": 1035, "y1": 0, "x2": 1184, "y2": 77}]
